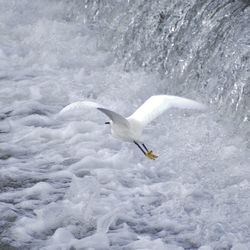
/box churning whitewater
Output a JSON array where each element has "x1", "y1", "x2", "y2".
[{"x1": 0, "y1": 1, "x2": 250, "y2": 250}]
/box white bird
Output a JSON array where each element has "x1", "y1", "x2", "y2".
[{"x1": 60, "y1": 95, "x2": 206, "y2": 160}]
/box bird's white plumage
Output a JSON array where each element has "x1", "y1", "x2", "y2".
[
  {"x1": 97, "y1": 108, "x2": 129, "y2": 127},
  {"x1": 128, "y1": 95, "x2": 206, "y2": 127},
  {"x1": 60, "y1": 95, "x2": 206, "y2": 143},
  {"x1": 59, "y1": 101, "x2": 101, "y2": 115}
]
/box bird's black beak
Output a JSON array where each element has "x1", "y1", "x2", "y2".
[{"x1": 105, "y1": 122, "x2": 110, "y2": 125}]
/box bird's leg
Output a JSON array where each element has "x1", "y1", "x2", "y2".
[
  {"x1": 143, "y1": 144, "x2": 158, "y2": 158},
  {"x1": 134, "y1": 141, "x2": 146, "y2": 155},
  {"x1": 142, "y1": 144, "x2": 149, "y2": 152},
  {"x1": 143, "y1": 143, "x2": 158, "y2": 160},
  {"x1": 134, "y1": 141, "x2": 158, "y2": 160}
]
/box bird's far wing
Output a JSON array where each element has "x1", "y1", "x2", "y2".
[
  {"x1": 60, "y1": 101, "x2": 101, "y2": 115},
  {"x1": 97, "y1": 108, "x2": 129, "y2": 128},
  {"x1": 128, "y1": 95, "x2": 206, "y2": 127},
  {"x1": 59, "y1": 101, "x2": 129, "y2": 127}
]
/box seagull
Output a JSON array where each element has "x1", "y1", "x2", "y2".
[{"x1": 60, "y1": 95, "x2": 206, "y2": 160}]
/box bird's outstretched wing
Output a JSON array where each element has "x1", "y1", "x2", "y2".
[
  {"x1": 128, "y1": 95, "x2": 206, "y2": 127},
  {"x1": 60, "y1": 101, "x2": 128, "y2": 127},
  {"x1": 60, "y1": 101, "x2": 100, "y2": 115}
]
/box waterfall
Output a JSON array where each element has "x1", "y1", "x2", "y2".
[
  {"x1": 0, "y1": 1, "x2": 250, "y2": 249},
  {"x1": 83, "y1": 0, "x2": 250, "y2": 135}
]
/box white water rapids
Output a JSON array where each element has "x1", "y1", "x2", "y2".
[{"x1": 0, "y1": 1, "x2": 250, "y2": 249}]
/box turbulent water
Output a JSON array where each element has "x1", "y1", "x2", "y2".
[
  {"x1": 84, "y1": 0, "x2": 250, "y2": 130},
  {"x1": 0, "y1": 1, "x2": 250, "y2": 249}
]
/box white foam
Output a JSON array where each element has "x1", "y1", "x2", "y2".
[
  {"x1": 231, "y1": 243, "x2": 249, "y2": 250},
  {"x1": 198, "y1": 246, "x2": 213, "y2": 250},
  {"x1": 1, "y1": 1, "x2": 250, "y2": 249}
]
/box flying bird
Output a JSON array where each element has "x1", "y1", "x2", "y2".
[{"x1": 60, "y1": 95, "x2": 206, "y2": 160}]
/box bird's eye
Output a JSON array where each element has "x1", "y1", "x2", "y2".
[{"x1": 105, "y1": 122, "x2": 110, "y2": 125}]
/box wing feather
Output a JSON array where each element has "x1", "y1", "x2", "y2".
[
  {"x1": 60, "y1": 101, "x2": 128, "y2": 127},
  {"x1": 60, "y1": 101, "x2": 100, "y2": 115},
  {"x1": 97, "y1": 108, "x2": 129, "y2": 127},
  {"x1": 128, "y1": 95, "x2": 206, "y2": 127}
]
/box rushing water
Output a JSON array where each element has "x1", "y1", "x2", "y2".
[
  {"x1": 84, "y1": 0, "x2": 250, "y2": 132},
  {"x1": 0, "y1": 1, "x2": 250, "y2": 249}
]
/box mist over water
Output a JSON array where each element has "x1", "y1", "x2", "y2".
[{"x1": 0, "y1": 1, "x2": 250, "y2": 249}]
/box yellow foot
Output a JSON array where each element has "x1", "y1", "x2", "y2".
[{"x1": 145, "y1": 150, "x2": 158, "y2": 160}]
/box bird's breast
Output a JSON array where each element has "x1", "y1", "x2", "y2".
[{"x1": 111, "y1": 120, "x2": 142, "y2": 142}]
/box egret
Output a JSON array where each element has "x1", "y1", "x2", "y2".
[{"x1": 60, "y1": 95, "x2": 206, "y2": 160}]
